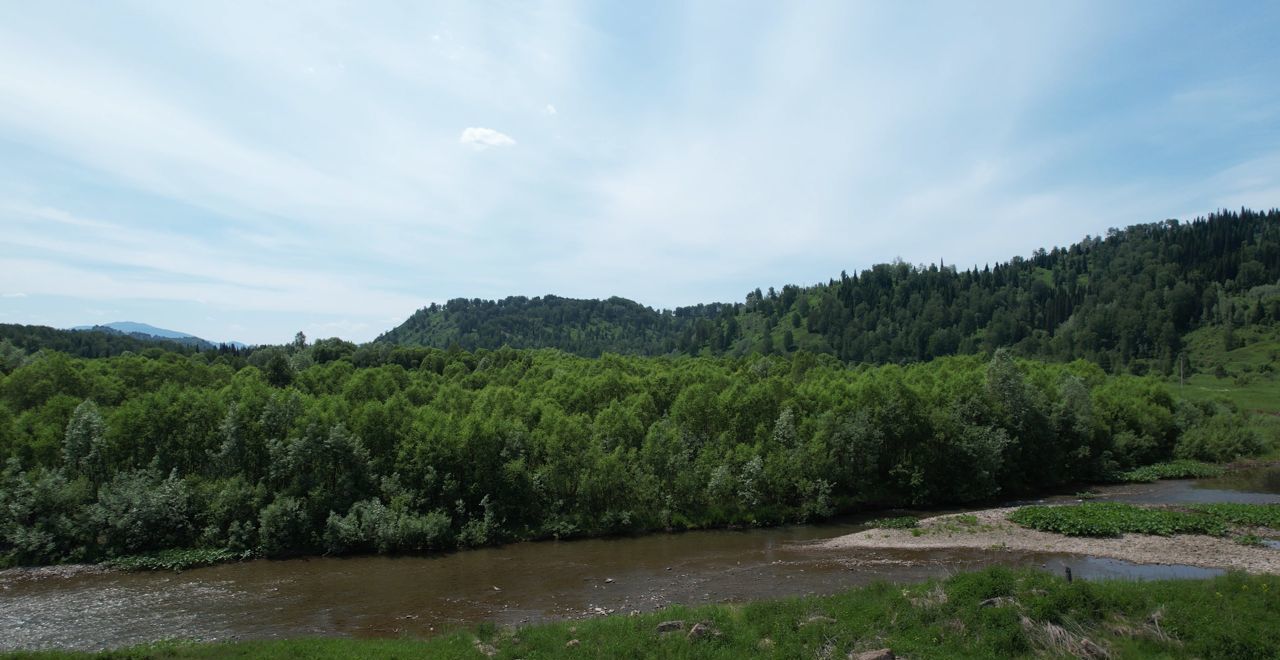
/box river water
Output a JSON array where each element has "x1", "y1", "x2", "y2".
[{"x1": 3, "y1": 467, "x2": 1277, "y2": 651}]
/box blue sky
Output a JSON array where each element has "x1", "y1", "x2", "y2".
[{"x1": 1, "y1": 1, "x2": 1278, "y2": 345}]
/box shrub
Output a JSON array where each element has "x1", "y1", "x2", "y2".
[
  {"x1": 1175, "y1": 413, "x2": 1265, "y2": 462},
  {"x1": 90, "y1": 469, "x2": 194, "y2": 556},
  {"x1": 258, "y1": 496, "x2": 311, "y2": 557}
]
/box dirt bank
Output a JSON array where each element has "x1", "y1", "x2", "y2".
[{"x1": 819, "y1": 507, "x2": 1280, "y2": 574}]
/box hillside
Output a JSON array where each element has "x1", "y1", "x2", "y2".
[
  {"x1": 377, "y1": 295, "x2": 730, "y2": 357},
  {"x1": 380, "y1": 209, "x2": 1280, "y2": 374},
  {"x1": 0, "y1": 324, "x2": 201, "y2": 366}
]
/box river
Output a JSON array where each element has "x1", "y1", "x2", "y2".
[{"x1": 3, "y1": 466, "x2": 1277, "y2": 651}]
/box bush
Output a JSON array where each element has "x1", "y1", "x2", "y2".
[
  {"x1": 90, "y1": 469, "x2": 194, "y2": 556},
  {"x1": 258, "y1": 496, "x2": 311, "y2": 557},
  {"x1": 324, "y1": 500, "x2": 454, "y2": 555},
  {"x1": 1175, "y1": 413, "x2": 1265, "y2": 462},
  {"x1": 0, "y1": 464, "x2": 92, "y2": 565}
]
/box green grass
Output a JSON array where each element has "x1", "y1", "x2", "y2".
[
  {"x1": 1120, "y1": 460, "x2": 1225, "y2": 483},
  {"x1": 11, "y1": 567, "x2": 1280, "y2": 659},
  {"x1": 1178, "y1": 323, "x2": 1280, "y2": 415},
  {"x1": 1009, "y1": 502, "x2": 1280, "y2": 538},
  {"x1": 1178, "y1": 373, "x2": 1280, "y2": 415},
  {"x1": 865, "y1": 515, "x2": 920, "y2": 529}
]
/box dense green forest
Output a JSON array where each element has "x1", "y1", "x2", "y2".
[
  {"x1": 0, "y1": 324, "x2": 221, "y2": 363},
  {"x1": 380, "y1": 209, "x2": 1280, "y2": 373},
  {"x1": 0, "y1": 343, "x2": 1262, "y2": 567},
  {"x1": 377, "y1": 295, "x2": 729, "y2": 357}
]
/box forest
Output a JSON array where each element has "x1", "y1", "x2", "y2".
[
  {"x1": 0, "y1": 344, "x2": 1263, "y2": 567},
  {"x1": 381, "y1": 209, "x2": 1280, "y2": 373}
]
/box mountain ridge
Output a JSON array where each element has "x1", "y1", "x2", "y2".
[
  {"x1": 377, "y1": 208, "x2": 1280, "y2": 373},
  {"x1": 70, "y1": 321, "x2": 246, "y2": 350}
]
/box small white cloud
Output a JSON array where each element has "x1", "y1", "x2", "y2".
[
  {"x1": 2, "y1": 292, "x2": 27, "y2": 298},
  {"x1": 459, "y1": 127, "x2": 516, "y2": 149},
  {"x1": 544, "y1": 104, "x2": 557, "y2": 116}
]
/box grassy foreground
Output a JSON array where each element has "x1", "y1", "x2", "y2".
[{"x1": 11, "y1": 568, "x2": 1280, "y2": 660}]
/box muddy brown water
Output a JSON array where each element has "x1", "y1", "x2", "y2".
[{"x1": 3, "y1": 468, "x2": 1276, "y2": 652}]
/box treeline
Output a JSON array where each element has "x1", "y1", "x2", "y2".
[
  {"x1": 378, "y1": 209, "x2": 1280, "y2": 374},
  {"x1": 377, "y1": 295, "x2": 730, "y2": 357},
  {"x1": 0, "y1": 345, "x2": 1262, "y2": 566},
  {"x1": 0, "y1": 324, "x2": 218, "y2": 364}
]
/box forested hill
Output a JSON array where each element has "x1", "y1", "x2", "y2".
[
  {"x1": 0, "y1": 324, "x2": 202, "y2": 362},
  {"x1": 376, "y1": 295, "x2": 732, "y2": 356},
  {"x1": 380, "y1": 209, "x2": 1280, "y2": 372}
]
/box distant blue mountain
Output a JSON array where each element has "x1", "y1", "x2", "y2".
[
  {"x1": 82, "y1": 321, "x2": 195, "y2": 339},
  {"x1": 71, "y1": 321, "x2": 245, "y2": 349}
]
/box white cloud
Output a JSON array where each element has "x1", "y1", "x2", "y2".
[
  {"x1": 2, "y1": 292, "x2": 28, "y2": 298},
  {"x1": 459, "y1": 127, "x2": 516, "y2": 149},
  {"x1": 543, "y1": 104, "x2": 557, "y2": 116}
]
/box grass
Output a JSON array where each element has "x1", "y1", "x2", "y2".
[
  {"x1": 10, "y1": 567, "x2": 1280, "y2": 659},
  {"x1": 1120, "y1": 460, "x2": 1225, "y2": 483},
  {"x1": 1177, "y1": 323, "x2": 1280, "y2": 415},
  {"x1": 865, "y1": 515, "x2": 919, "y2": 529},
  {"x1": 1009, "y1": 502, "x2": 1280, "y2": 538}
]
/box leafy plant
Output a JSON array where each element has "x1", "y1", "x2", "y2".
[
  {"x1": 866, "y1": 516, "x2": 920, "y2": 529},
  {"x1": 1009, "y1": 503, "x2": 1227, "y2": 538}
]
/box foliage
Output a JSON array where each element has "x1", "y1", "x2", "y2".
[
  {"x1": 865, "y1": 515, "x2": 920, "y2": 529},
  {"x1": 106, "y1": 548, "x2": 249, "y2": 572},
  {"x1": 0, "y1": 324, "x2": 207, "y2": 363},
  {"x1": 1235, "y1": 534, "x2": 1266, "y2": 547},
  {"x1": 1008, "y1": 503, "x2": 1233, "y2": 537},
  {"x1": 1189, "y1": 503, "x2": 1280, "y2": 528},
  {"x1": 378, "y1": 295, "x2": 729, "y2": 357},
  {"x1": 1173, "y1": 409, "x2": 1267, "y2": 462},
  {"x1": 1119, "y1": 459, "x2": 1225, "y2": 483},
  {"x1": 0, "y1": 344, "x2": 1259, "y2": 566},
  {"x1": 14, "y1": 568, "x2": 1280, "y2": 659},
  {"x1": 90, "y1": 469, "x2": 195, "y2": 556}
]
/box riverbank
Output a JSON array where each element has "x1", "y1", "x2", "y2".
[
  {"x1": 820, "y1": 506, "x2": 1280, "y2": 574},
  {"x1": 8, "y1": 567, "x2": 1279, "y2": 659}
]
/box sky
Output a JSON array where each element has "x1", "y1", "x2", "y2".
[{"x1": 1, "y1": 1, "x2": 1278, "y2": 345}]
